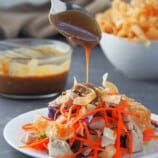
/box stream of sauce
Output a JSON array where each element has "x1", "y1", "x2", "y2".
[{"x1": 49, "y1": 10, "x2": 101, "y2": 83}]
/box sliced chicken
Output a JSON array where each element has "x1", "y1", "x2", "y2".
[
  {"x1": 101, "y1": 127, "x2": 116, "y2": 147},
  {"x1": 48, "y1": 139, "x2": 72, "y2": 157},
  {"x1": 123, "y1": 113, "x2": 143, "y2": 153},
  {"x1": 21, "y1": 132, "x2": 40, "y2": 144}
]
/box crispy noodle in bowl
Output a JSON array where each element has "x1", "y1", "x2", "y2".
[
  {"x1": 96, "y1": 0, "x2": 158, "y2": 80},
  {"x1": 96, "y1": 0, "x2": 158, "y2": 44}
]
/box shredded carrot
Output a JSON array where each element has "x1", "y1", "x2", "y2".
[
  {"x1": 20, "y1": 137, "x2": 49, "y2": 150},
  {"x1": 143, "y1": 128, "x2": 155, "y2": 135},
  {"x1": 22, "y1": 123, "x2": 37, "y2": 131},
  {"x1": 143, "y1": 128, "x2": 158, "y2": 141},
  {"x1": 77, "y1": 120, "x2": 84, "y2": 136},
  {"x1": 60, "y1": 103, "x2": 67, "y2": 117},
  {"x1": 67, "y1": 104, "x2": 80, "y2": 121},
  {"x1": 143, "y1": 135, "x2": 158, "y2": 141},
  {"x1": 73, "y1": 107, "x2": 139, "y2": 125},
  {"x1": 82, "y1": 121, "x2": 91, "y2": 140},
  {"x1": 41, "y1": 115, "x2": 53, "y2": 121}
]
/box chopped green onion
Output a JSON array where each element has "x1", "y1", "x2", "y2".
[{"x1": 40, "y1": 131, "x2": 47, "y2": 138}]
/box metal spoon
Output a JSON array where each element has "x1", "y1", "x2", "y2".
[{"x1": 49, "y1": 0, "x2": 101, "y2": 48}]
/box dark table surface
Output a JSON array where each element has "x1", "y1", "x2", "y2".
[{"x1": 1, "y1": 44, "x2": 158, "y2": 158}]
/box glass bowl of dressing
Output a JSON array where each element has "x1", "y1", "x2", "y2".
[{"x1": 0, "y1": 39, "x2": 72, "y2": 99}]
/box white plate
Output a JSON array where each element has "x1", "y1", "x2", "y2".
[{"x1": 3, "y1": 108, "x2": 158, "y2": 158}]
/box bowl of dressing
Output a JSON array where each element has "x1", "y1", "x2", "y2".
[{"x1": 0, "y1": 39, "x2": 72, "y2": 99}]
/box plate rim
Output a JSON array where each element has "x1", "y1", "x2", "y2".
[{"x1": 3, "y1": 107, "x2": 49, "y2": 158}]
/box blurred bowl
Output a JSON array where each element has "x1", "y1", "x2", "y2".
[
  {"x1": 0, "y1": 39, "x2": 72, "y2": 99},
  {"x1": 100, "y1": 32, "x2": 158, "y2": 80}
]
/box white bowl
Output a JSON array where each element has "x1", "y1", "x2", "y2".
[{"x1": 100, "y1": 32, "x2": 158, "y2": 80}]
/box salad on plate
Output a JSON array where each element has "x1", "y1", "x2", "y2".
[{"x1": 19, "y1": 73, "x2": 158, "y2": 158}]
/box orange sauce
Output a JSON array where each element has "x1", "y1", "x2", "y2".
[
  {"x1": 0, "y1": 71, "x2": 68, "y2": 95},
  {"x1": 85, "y1": 47, "x2": 91, "y2": 83}
]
